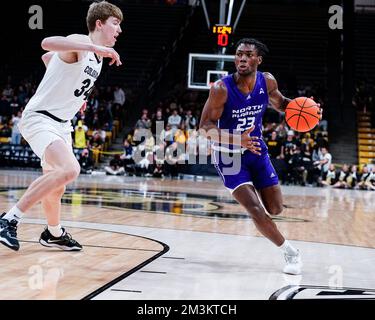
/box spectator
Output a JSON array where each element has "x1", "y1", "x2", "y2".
[
  {"x1": 308, "y1": 146, "x2": 331, "y2": 185},
  {"x1": 161, "y1": 124, "x2": 174, "y2": 146},
  {"x1": 266, "y1": 131, "x2": 282, "y2": 159},
  {"x1": 168, "y1": 109, "x2": 181, "y2": 133},
  {"x1": 165, "y1": 142, "x2": 184, "y2": 178},
  {"x1": 105, "y1": 154, "x2": 125, "y2": 175},
  {"x1": 120, "y1": 139, "x2": 134, "y2": 175},
  {"x1": 0, "y1": 95, "x2": 11, "y2": 120},
  {"x1": 135, "y1": 113, "x2": 151, "y2": 130},
  {"x1": 10, "y1": 111, "x2": 22, "y2": 145},
  {"x1": 275, "y1": 120, "x2": 289, "y2": 139},
  {"x1": 79, "y1": 148, "x2": 94, "y2": 174},
  {"x1": 9, "y1": 96, "x2": 21, "y2": 114},
  {"x1": 88, "y1": 132, "x2": 104, "y2": 151},
  {"x1": 332, "y1": 164, "x2": 350, "y2": 188},
  {"x1": 357, "y1": 166, "x2": 374, "y2": 190},
  {"x1": 280, "y1": 130, "x2": 297, "y2": 163},
  {"x1": 320, "y1": 164, "x2": 337, "y2": 187},
  {"x1": 113, "y1": 85, "x2": 125, "y2": 114},
  {"x1": 93, "y1": 127, "x2": 107, "y2": 143},
  {"x1": 345, "y1": 165, "x2": 359, "y2": 189},
  {"x1": 288, "y1": 146, "x2": 308, "y2": 185},
  {"x1": 184, "y1": 109, "x2": 197, "y2": 130},
  {"x1": 151, "y1": 109, "x2": 165, "y2": 136},
  {"x1": 0, "y1": 122, "x2": 11, "y2": 138},
  {"x1": 74, "y1": 121, "x2": 87, "y2": 149}
]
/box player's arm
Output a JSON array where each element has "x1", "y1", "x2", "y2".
[
  {"x1": 264, "y1": 72, "x2": 323, "y2": 118},
  {"x1": 263, "y1": 72, "x2": 291, "y2": 112},
  {"x1": 199, "y1": 81, "x2": 261, "y2": 154},
  {"x1": 41, "y1": 34, "x2": 121, "y2": 66}
]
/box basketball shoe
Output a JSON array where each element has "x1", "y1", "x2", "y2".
[
  {"x1": 39, "y1": 227, "x2": 82, "y2": 251},
  {"x1": 0, "y1": 213, "x2": 20, "y2": 251},
  {"x1": 283, "y1": 250, "x2": 303, "y2": 275}
]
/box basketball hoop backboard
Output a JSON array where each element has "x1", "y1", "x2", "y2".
[{"x1": 187, "y1": 53, "x2": 235, "y2": 90}]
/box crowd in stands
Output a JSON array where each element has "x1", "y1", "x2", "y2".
[
  {"x1": 1, "y1": 76, "x2": 374, "y2": 190},
  {"x1": 0, "y1": 77, "x2": 129, "y2": 172},
  {"x1": 353, "y1": 78, "x2": 375, "y2": 127}
]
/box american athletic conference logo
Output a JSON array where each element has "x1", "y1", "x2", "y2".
[{"x1": 269, "y1": 285, "x2": 375, "y2": 300}]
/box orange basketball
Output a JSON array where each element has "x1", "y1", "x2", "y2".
[{"x1": 285, "y1": 97, "x2": 320, "y2": 132}]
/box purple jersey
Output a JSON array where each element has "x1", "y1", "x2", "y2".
[
  {"x1": 212, "y1": 72, "x2": 278, "y2": 192},
  {"x1": 216, "y1": 72, "x2": 268, "y2": 151}
]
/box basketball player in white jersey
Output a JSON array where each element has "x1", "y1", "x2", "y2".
[{"x1": 0, "y1": 1, "x2": 123, "y2": 251}]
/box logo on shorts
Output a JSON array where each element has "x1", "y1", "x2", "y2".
[{"x1": 270, "y1": 172, "x2": 276, "y2": 178}]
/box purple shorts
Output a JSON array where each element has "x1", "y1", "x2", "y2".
[{"x1": 213, "y1": 149, "x2": 279, "y2": 193}]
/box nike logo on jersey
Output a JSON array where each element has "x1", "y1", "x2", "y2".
[
  {"x1": 89, "y1": 58, "x2": 94, "y2": 62},
  {"x1": 270, "y1": 172, "x2": 276, "y2": 178},
  {"x1": 246, "y1": 95, "x2": 251, "y2": 100}
]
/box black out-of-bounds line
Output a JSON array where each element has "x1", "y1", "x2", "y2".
[
  {"x1": 20, "y1": 223, "x2": 171, "y2": 300},
  {"x1": 81, "y1": 231, "x2": 169, "y2": 300}
]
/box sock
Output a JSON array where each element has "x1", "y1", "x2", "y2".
[
  {"x1": 279, "y1": 240, "x2": 298, "y2": 256},
  {"x1": 48, "y1": 224, "x2": 63, "y2": 237},
  {"x1": 3, "y1": 206, "x2": 24, "y2": 224}
]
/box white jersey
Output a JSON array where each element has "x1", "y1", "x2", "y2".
[{"x1": 24, "y1": 51, "x2": 103, "y2": 120}]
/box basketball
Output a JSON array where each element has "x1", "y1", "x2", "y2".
[{"x1": 285, "y1": 97, "x2": 320, "y2": 132}]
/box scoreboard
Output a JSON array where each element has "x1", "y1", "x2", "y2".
[{"x1": 212, "y1": 24, "x2": 232, "y2": 47}]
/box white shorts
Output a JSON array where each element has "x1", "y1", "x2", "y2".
[{"x1": 18, "y1": 111, "x2": 73, "y2": 171}]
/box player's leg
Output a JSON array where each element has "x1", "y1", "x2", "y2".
[
  {"x1": 18, "y1": 140, "x2": 80, "y2": 212},
  {"x1": 41, "y1": 177, "x2": 65, "y2": 227},
  {"x1": 0, "y1": 139, "x2": 80, "y2": 251},
  {"x1": 38, "y1": 148, "x2": 82, "y2": 251},
  {"x1": 232, "y1": 184, "x2": 284, "y2": 246},
  {"x1": 258, "y1": 184, "x2": 283, "y2": 216},
  {"x1": 251, "y1": 153, "x2": 303, "y2": 275}
]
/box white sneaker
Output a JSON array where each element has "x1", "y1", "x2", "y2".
[{"x1": 283, "y1": 250, "x2": 303, "y2": 275}]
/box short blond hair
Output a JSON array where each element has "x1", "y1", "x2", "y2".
[{"x1": 86, "y1": 1, "x2": 123, "y2": 32}]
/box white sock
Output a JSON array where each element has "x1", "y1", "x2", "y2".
[
  {"x1": 279, "y1": 240, "x2": 298, "y2": 256},
  {"x1": 4, "y1": 206, "x2": 24, "y2": 224},
  {"x1": 48, "y1": 224, "x2": 63, "y2": 237}
]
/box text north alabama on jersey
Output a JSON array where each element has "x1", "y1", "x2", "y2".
[{"x1": 231, "y1": 104, "x2": 264, "y2": 118}]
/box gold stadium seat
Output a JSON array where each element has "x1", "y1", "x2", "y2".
[
  {"x1": 106, "y1": 131, "x2": 112, "y2": 142},
  {"x1": 113, "y1": 120, "x2": 120, "y2": 135},
  {"x1": 358, "y1": 122, "x2": 372, "y2": 127},
  {"x1": 359, "y1": 158, "x2": 375, "y2": 165},
  {"x1": 359, "y1": 145, "x2": 375, "y2": 151},
  {"x1": 357, "y1": 111, "x2": 372, "y2": 116},
  {"x1": 358, "y1": 133, "x2": 375, "y2": 139},
  {"x1": 358, "y1": 116, "x2": 371, "y2": 121},
  {"x1": 0, "y1": 137, "x2": 11, "y2": 144},
  {"x1": 358, "y1": 139, "x2": 375, "y2": 145},
  {"x1": 359, "y1": 151, "x2": 375, "y2": 158},
  {"x1": 358, "y1": 128, "x2": 375, "y2": 133}
]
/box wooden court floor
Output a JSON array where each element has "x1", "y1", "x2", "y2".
[{"x1": 0, "y1": 170, "x2": 374, "y2": 299}]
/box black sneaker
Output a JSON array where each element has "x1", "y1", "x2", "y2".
[
  {"x1": 39, "y1": 227, "x2": 82, "y2": 251},
  {"x1": 0, "y1": 214, "x2": 20, "y2": 251}
]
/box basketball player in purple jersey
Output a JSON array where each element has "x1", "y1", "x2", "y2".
[{"x1": 200, "y1": 38, "x2": 322, "y2": 274}]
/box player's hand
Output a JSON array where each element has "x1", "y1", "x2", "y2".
[
  {"x1": 241, "y1": 126, "x2": 261, "y2": 155},
  {"x1": 310, "y1": 96, "x2": 323, "y2": 120},
  {"x1": 92, "y1": 45, "x2": 122, "y2": 66}
]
